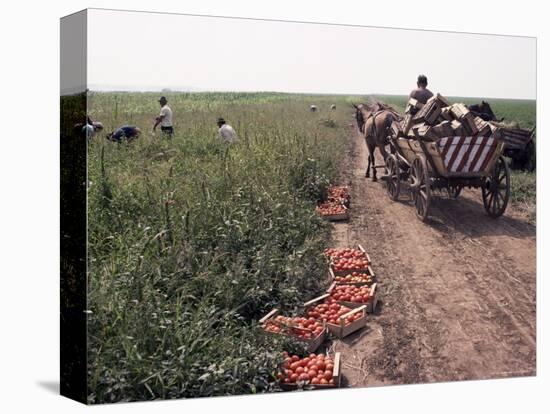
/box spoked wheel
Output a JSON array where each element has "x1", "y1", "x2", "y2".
[
  {"x1": 385, "y1": 154, "x2": 400, "y2": 201},
  {"x1": 410, "y1": 155, "x2": 431, "y2": 222},
  {"x1": 482, "y1": 156, "x2": 510, "y2": 218},
  {"x1": 447, "y1": 185, "x2": 462, "y2": 199}
]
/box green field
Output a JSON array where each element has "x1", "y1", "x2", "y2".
[
  {"x1": 86, "y1": 91, "x2": 536, "y2": 403},
  {"x1": 86, "y1": 92, "x2": 359, "y2": 403}
]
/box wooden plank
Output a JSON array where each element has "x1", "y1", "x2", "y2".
[{"x1": 259, "y1": 308, "x2": 279, "y2": 324}]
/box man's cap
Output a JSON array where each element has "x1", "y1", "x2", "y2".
[{"x1": 159, "y1": 96, "x2": 168, "y2": 102}]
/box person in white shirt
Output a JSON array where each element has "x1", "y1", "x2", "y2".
[
  {"x1": 217, "y1": 118, "x2": 237, "y2": 144},
  {"x1": 153, "y1": 96, "x2": 173, "y2": 137}
]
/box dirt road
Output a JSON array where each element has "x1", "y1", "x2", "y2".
[{"x1": 330, "y1": 124, "x2": 536, "y2": 387}]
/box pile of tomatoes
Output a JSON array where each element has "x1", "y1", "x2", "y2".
[
  {"x1": 306, "y1": 302, "x2": 363, "y2": 326},
  {"x1": 331, "y1": 256, "x2": 370, "y2": 272},
  {"x1": 324, "y1": 247, "x2": 366, "y2": 260},
  {"x1": 278, "y1": 352, "x2": 336, "y2": 385},
  {"x1": 334, "y1": 271, "x2": 374, "y2": 285},
  {"x1": 327, "y1": 186, "x2": 351, "y2": 205},
  {"x1": 262, "y1": 315, "x2": 324, "y2": 340},
  {"x1": 316, "y1": 202, "x2": 347, "y2": 216},
  {"x1": 329, "y1": 285, "x2": 373, "y2": 304}
]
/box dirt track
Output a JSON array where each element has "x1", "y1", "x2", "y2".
[{"x1": 330, "y1": 123, "x2": 536, "y2": 387}]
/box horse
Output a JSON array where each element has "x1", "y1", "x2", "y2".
[
  {"x1": 468, "y1": 101, "x2": 504, "y2": 122},
  {"x1": 353, "y1": 102, "x2": 401, "y2": 181}
]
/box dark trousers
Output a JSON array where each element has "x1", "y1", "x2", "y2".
[{"x1": 161, "y1": 126, "x2": 174, "y2": 137}]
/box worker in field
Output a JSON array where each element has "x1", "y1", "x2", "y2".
[
  {"x1": 153, "y1": 96, "x2": 173, "y2": 137},
  {"x1": 106, "y1": 125, "x2": 141, "y2": 142},
  {"x1": 217, "y1": 118, "x2": 237, "y2": 144},
  {"x1": 409, "y1": 74, "x2": 434, "y2": 105}
]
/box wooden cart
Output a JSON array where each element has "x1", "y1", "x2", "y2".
[{"x1": 384, "y1": 131, "x2": 511, "y2": 222}]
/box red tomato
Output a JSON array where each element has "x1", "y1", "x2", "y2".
[{"x1": 299, "y1": 373, "x2": 309, "y2": 382}]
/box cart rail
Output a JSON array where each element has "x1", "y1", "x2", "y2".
[{"x1": 394, "y1": 135, "x2": 504, "y2": 178}]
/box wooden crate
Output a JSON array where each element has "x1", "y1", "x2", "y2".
[
  {"x1": 440, "y1": 106, "x2": 454, "y2": 121},
  {"x1": 319, "y1": 205, "x2": 350, "y2": 222},
  {"x1": 329, "y1": 244, "x2": 372, "y2": 276},
  {"x1": 329, "y1": 266, "x2": 375, "y2": 287},
  {"x1": 430, "y1": 121, "x2": 453, "y2": 138},
  {"x1": 327, "y1": 282, "x2": 378, "y2": 313},
  {"x1": 303, "y1": 295, "x2": 367, "y2": 338},
  {"x1": 434, "y1": 93, "x2": 451, "y2": 108},
  {"x1": 413, "y1": 97, "x2": 441, "y2": 125},
  {"x1": 259, "y1": 309, "x2": 327, "y2": 353},
  {"x1": 279, "y1": 352, "x2": 342, "y2": 390}
]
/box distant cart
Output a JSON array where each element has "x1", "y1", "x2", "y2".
[{"x1": 384, "y1": 130, "x2": 510, "y2": 222}]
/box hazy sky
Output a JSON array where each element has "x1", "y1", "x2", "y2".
[{"x1": 87, "y1": 9, "x2": 536, "y2": 99}]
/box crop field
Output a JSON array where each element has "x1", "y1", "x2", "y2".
[
  {"x1": 86, "y1": 92, "x2": 360, "y2": 403},
  {"x1": 86, "y1": 92, "x2": 536, "y2": 403}
]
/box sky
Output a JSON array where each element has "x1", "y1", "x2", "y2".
[{"x1": 87, "y1": 8, "x2": 536, "y2": 99}]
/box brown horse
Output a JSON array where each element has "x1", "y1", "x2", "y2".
[{"x1": 354, "y1": 102, "x2": 401, "y2": 181}]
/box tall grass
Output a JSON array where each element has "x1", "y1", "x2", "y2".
[{"x1": 86, "y1": 93, "x2": 355, "y2": 403}]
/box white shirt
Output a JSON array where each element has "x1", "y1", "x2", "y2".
[
  {"x1": 159, "y1": 105, "x2": 173, "y2": 127},
  {"x1": 218, "y1": 124, "x2": 237, "y2": 143}
]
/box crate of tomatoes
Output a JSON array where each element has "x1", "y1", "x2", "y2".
[
  {"x1": 327, "y1": 282, "x2": 378, "y2": 313},
  {"x1": 329, "y1": 267, "x2": 375, "y2": 287},
  {"x1": 278, "y1": 352, "x2": 341, "y2": 390},
  {"x1": 316, "y1": 202, "x2": 350, "y2": 222},
  {"x1": 327, "y1": 185, "x2": 351, "y2": 208},
  {"x1": 324, "y1": 245, "x2": 373, "y2": 276},
  {"x1": 260, "y1": 309, "x2": 327, "y2": 353},
  {"x1": 303, "y1": 293, "x2": 367, "y2": 338}
]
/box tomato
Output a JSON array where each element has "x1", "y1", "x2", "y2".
[
  {"x1": 311, "y1": 377, "x2": 320, "y2": 385},
  {"x1": 290, "y1": 373, "x2": 299, "y2": 383},
  {"x1": 290, "y1": 362, "x2": 300, "y2": 371},
  {"x1": 299, "y1": 373, "x2": 309, "y2": 382},
  {"x1": 323, "y1": 371, "x2": 332, "y2": 380},
  {"x1": 317, "y1": 361, "x2": 326, "y2": 371},
  {"x1": 319, "y1": 378, "x2": 329, "y2": 385},
  {"x1": 307, "y1": 370, "x2": 318, "y2": 379},
  {"x1": 325, "y1": 363, "x2": 334, "y2": 372},
  {"x1": 291, "y1": 355, "x2": 300, "y2": 362},
  {"x1": 295, "y1": 366, "x2": 305, "y2": 375}
]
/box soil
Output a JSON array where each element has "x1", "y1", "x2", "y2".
[{"x1": 328, "y1": 123, "x2": 536, "y2": 388}]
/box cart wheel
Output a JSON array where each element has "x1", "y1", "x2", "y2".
[
  {"x1": 385, "y1": 154, "x2": 400, "y2": 201},
  {"x1": 410, "y1": 155, "x2": 430, "y2": 222},
  {"x1": 448, "y1": 185, "x2": 462, "y2": 199},
  {"x1": 482, "y1": 156, "x2": 510, "y2": 218}
]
